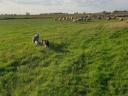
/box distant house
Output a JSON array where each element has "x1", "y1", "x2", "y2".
[{"x1": 26, "y1": 12, "x2": 30, "y2": 16}]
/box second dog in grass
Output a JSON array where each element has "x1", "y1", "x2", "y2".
[{"x1": 41, "y1": 40, "x2": 49, "y2": 48}]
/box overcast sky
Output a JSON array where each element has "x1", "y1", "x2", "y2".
[{"x1": 0, "y1": 0, "x2": 128, "y2": 14}]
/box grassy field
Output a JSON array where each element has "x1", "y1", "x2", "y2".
[{"x1": 0, "y1": 19, "x2": 128, "y2": 96}]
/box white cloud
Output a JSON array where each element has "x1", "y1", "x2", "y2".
[{"x1": 0, "y1": 0, "x2": 128, "y2": 14}]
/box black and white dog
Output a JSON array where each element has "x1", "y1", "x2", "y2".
[
  {"x1": 32, "y1": 33, "x2": 50, "y2": 48},
  {"x1": 32, "y1": 33, "x2": 40, "y2": 45},
  {"x1": 42, "y1": 40, "x2": 49, "y2": 48}
]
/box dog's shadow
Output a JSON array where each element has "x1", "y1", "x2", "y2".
[{"x1": 49, "y1": 42, "x2": 69, "y2": 53}]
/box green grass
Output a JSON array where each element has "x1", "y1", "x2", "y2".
[{"x1": 0, "y1": 19, "x2": 128, "y2": 96}]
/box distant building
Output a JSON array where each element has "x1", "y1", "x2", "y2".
[{"x1": 26, "y1": 12, "x2": 30, "y2": 16}]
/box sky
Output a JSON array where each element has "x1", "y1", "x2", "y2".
[{"x1": 0, "y1": 0, "x2": 128, "y2": 14}]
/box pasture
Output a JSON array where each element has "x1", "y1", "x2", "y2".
[{"x1": 0, "y1": 19, "x2": 128, "y2": 96}]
